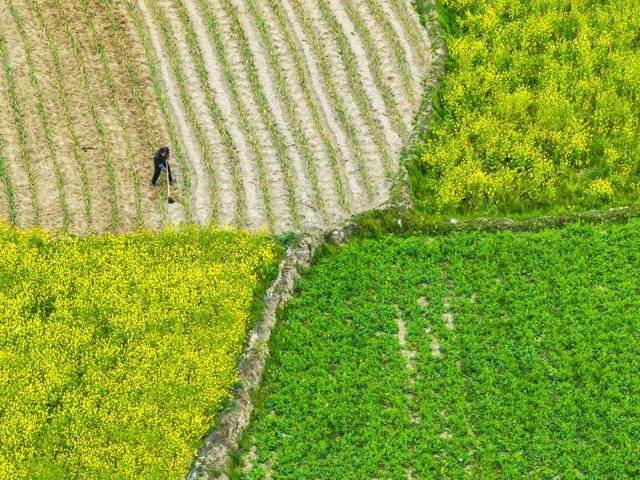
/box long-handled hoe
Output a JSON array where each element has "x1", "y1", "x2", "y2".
[{"x1": 166, "y1": 160, "x2": 175, "y2": 204}]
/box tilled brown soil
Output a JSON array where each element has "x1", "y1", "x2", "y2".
[{"x1": 0, "y1": 0, "x2": 432, "y2": 233}]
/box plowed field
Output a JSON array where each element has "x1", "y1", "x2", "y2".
[{"x1": 0, "y1": 0, "x2": 432, "y2": 233}]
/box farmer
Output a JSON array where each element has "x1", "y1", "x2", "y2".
[{"x1": 151, "y1": 146, "x2": 175, "y2": 187}]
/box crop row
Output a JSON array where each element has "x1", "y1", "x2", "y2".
[
  {"x1": 0, "y1": 32, "x2": 41, "y2": 226},
  {"x1": 80, "y1": 0, "x2": 144, "y2": 228},
  {"x1": 172, "y1": 0, "x2": 253, "y2": 227},
  {"x1": 274, "y1": 0, "x2": 373, "y2": 199},
  {"x1": 6, "y1": 0, "x2": 70, "y2": 229},
  {"x1": 123, "y1": 0, "x2": 194, "y2": 223},
  {"x1": 99, "y1": 0, "x2": 169, "y2": 225},
  {"x1": 27, "y1": 0, "x2": 93, "y2": 230},
  {"x1": 247, "y1": 0, "x2": 349, "y2": 211}
]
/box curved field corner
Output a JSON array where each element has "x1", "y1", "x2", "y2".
[
  {"x1": 409, "y1": 0, "x2": 640, "y2": 216},
  {"x1": 235, "y1": 222, "x2": 640, "y2": 479},
  {"x1": 0, "y1": 0, "x2": 434, "y2": 234}
]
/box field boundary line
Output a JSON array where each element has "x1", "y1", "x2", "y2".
[{"x1": 186, "y1": 237, "x2": 319, "y2": 480}]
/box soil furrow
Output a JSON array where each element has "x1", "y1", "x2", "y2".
[
  {"x1": 202, "y1": 0, "x2": 308, "y2": 228},
  {"x1": 326, "y1": 0, "x2": 404, "y2": 171},
  {"x1": 226, "y1": 0, "x2": 337, "y2": 228},
  {"x1": 347, "y1": 0, "x2": 417, "y2": 132},
  {"x1": 54, "y1": 0, "x2": 145, "y2": 232},
  {"x1": 184, "y1": 0, "x2": 284, "y2": 230},
  {"x1": 157, "y1": 0, "x2": 232, "y2": 226},
  {"x1": 374, "y1": 0, "x2": 426, "y2": 102},
  {"x1": 6, "y1": 0, "x2": 85, "y2": 232},
  {"x1": 28, "y1": 0, "x2": 113, "y2": 233},
  {"x1": 0, "y1": 89, "x2": 31, "y2": 227},
  {"x1": 137, "y1": 0, "x2": 210, "y2": 224},
  {"x1": 263, "y1": 0, "x2": 367, "y2": 211},
  {"x1": 3, "y1": 27, "x2": 63, "y2": 231},
  {"x1": 287, "y1": 0, "x2": 389, "y2": 205},
  {"x1": 100, "y1": 0, "x2": 170, "y2": 228},
  {"x1": 81, "y1": 0, "x2": 161, "y2": 231},
  {"x1": 396, "y1": 0, "x2": 434, "y2": 67}
]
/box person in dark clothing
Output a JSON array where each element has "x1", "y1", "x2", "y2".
[{"x1": 151, "y1": 146, "x2": 175, "y2": 186}]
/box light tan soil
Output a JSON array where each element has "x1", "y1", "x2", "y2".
[{"x1": 0, "y1": 0, "x2": 431, "y2": 234}]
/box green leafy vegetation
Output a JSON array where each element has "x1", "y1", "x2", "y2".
[
  {"x1": 236, "y1": 221, "x2": 640, "y2": 478},
  {"x1": 410, "y1": 0, "x2": 640, "y2": 215}
]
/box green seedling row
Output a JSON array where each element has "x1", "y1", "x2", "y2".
[
  {"x1": 172, "y1": 0, "x2": 251, "y2": 228},
  {"x1": 341, "y1": 0, "x2": 409, "y2": 139},
  {"x1": 196, "y1": 0, "x2": 301, "y2": 228},
  {"x1": 273, "y1": 0, "x2": 373, "y2": 199},
  {"x1": 123, "y1": 0, "x2": 194, "y2": 223},
  {"x1": 27, "y1": 0, "x2": 93, "y2": 231},
  {"x1": 0, "y1": 33, "x2": 41, "y2": 226},
  {"x1": 0, "y1": 133, "x2": 16, "y2": 224},
  {"x1": 248, "y1": 0, "x2": 349, "y2": 211},
  {"x1": 363, "y1": 0, "x2": 416, "y2": 104},
  {"x1": 79, "y1": 0, "x2": 144, "y2": 229},
  {"x1": 100, "y1": 0, "x2": 169, "y2": 226},
  {"x1": 6, "y1": 0, "x2": 70, "y2": 230},
  {"x1": 315, "y1": 0, "x2": 393, "y2": 179},
  {"x1": 54, "y1": 0, "x2": 121, "y2": 231},
  {"x1": 147, "y1": 0, "x2": 226, "y2": 225},
  {"x1": 220, "y1": 0, "x2": 329, "y2": 222}
]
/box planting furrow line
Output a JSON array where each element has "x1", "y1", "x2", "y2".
[
  {"x1": 100, "y1": 0, "x2": 169, "y2": 227},
  {"x1": 277, "y1": 0, "x2": 376, "y2": 200},
  {"x1": 171, "y1": 0, "x2": 260, "y2": 229},
  {"x1": 182, "y1": 0, "x2": 287, "y2": 231},
  {"x1": 142, "y1": 0, "x2": 220, "y2": 225},
  {"x1": 221, "y1": 0, "x2": 331, "y2": 225},
  {"x1": 0, "y1": 132, "x2": 16, "y2": 224},
  {"x1": 26, "y1": 0, "x2": 93, "y2": 230},
  {"x1": 151, "y1": 0, "x2": 225, "y2": 226},
  {"x1": 390, "y1": 0, "x2": 432, "y2": 67},
  {"x1": 53, "y1": 0, "x2": 121, "y2": 231},
  {"x1": 314, "y1": 0, "x2": 399, "y2": 179},
  {"x1": 341, "y1": 0, "x2": 413, "y2": 135},
  {"x1": 137, "y1": 0, "x2": 211, "y2": 224},
  {"x1": 80, "y1": 0, "x2": 145, "y2": 229},
  {"x1": 193, "y1": 0, "x2": 298, "y2": 230},
  {"x1": 362, "y1": 0, "x2": 420, "y2": 104},
  {"x1": 0, "y1": 33, "x2": 41, "y2": 226},
  {"x1": 242, "y1": 0, "x2": 349, "y2": 218},
  {"x1": 6, "y1": 0, "x2": 70, "y2": 230},
  {"x1": 262, "y1": 0, "x2": 367, "y2": 209},
  {"x1": 123, "y1": 0, "x2": 196, "y2": 224},
  {"x1": 249, "y1": 0, "x2": 356, "y2": 213},
  {"x1": 198, "y1": 0, "x2": 310, "y2": 229}
]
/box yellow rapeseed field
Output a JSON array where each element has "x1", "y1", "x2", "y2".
[{"x1": 0, "y1": 225, "x2": 279, "y2": 479}]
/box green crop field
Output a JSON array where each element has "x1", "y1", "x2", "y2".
[
  {"x1": 410, "y1": 0, "x2": 640, "y2": 215},
  {"x1": 235, "y1": 222, "x2": 640, "y2": 479}
]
